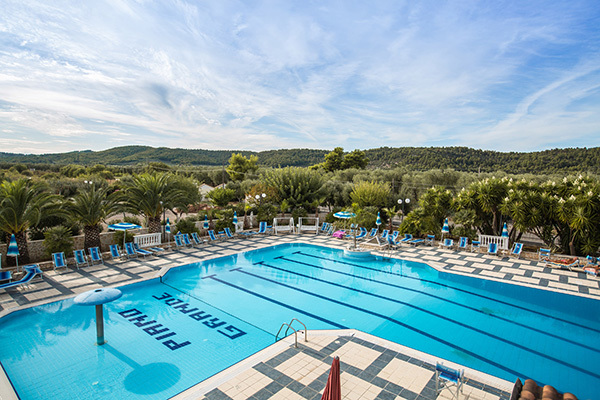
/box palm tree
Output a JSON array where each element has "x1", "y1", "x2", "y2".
[
  {"x1": 0, "y1": 179, "x2": 61, "y2": 265},
  {"x1": 119, "y1": 173, "x2": 189, "y2": 233},
  {"x1": 67, "y1": 185, "x2": 118, "y2": 250}
]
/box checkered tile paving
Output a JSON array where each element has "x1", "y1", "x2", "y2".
[{"x1": 195, "y1": 333, "x2": 510, "y2": 400}]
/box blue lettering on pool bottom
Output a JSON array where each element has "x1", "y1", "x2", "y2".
[
  {"x1": 118, "y1": 309, "x2": 191, "y2": 350},
  {"x1": 152, "y1": 292, "x2": 246, "y2": 339}
]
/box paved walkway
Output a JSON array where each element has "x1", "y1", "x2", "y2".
[{"x1": 1, "y1": 234, "x2": 597, "y2": 400}]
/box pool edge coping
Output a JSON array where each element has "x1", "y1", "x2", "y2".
[{"x1": 169, "y1": 328, "x2": 514, "y2": 400}]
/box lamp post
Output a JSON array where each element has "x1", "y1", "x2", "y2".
[
  {"x1": 397, "y1": 198, "x2": 410, "y2": 222},
  {"x1": 160, "y1": 201, "x2": 165, "y2": 237}
]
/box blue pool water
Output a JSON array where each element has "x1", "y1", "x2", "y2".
[{"x1": 1, "y1": 243, "x2": 599, "y2": 399}]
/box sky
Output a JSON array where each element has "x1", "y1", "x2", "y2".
[{"x1": 0, "y1": 1, "x2": 599, "y2": 155}]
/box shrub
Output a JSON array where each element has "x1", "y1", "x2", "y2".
[
  {"x1": 175, "y1": 217, "x2": 199, "y2": 235},
  {"x1": 43, "y1": 226, "x2": 74, "y2": 258}
]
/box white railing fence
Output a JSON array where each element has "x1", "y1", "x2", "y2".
[
  {"x1": 477, "y1": 234, "x2": 509, "y2": 250},
  {"x1": 134, "y1": 233, "x2": 162, "y2": 248}
]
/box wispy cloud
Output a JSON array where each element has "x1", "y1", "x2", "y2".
[{"x1": 0, "y1": 0, "x2": 598, "y2": 154}]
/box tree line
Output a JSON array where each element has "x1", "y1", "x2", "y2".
[{"x1": 1, "y1": 145, "x2": 599, "y2": 174}]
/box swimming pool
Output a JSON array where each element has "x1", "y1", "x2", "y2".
[{"x1": 1, "y1": 243, "x2": 598, "y2": 399}]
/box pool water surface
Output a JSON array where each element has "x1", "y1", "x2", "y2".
[{"x1": 1, "y1": 243, "x2": 598, "y2": 399}]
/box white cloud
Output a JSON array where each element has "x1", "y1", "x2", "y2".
[{"x1": 0, "y1": 0, "x2": 598, "y2": 154}]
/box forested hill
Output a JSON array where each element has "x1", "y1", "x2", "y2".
[{"x1": 0, "y1": 145, "x2": 599, "y2": 174}]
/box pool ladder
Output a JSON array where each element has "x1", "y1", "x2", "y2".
[{"x1": 275, "y1": 318, "x2": 308, "y2": 348}]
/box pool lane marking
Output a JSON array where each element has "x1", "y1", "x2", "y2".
[
  {"x1": 231, "y1": 266, "x2": 526, "y2": 379},
  {"x1": 203, "y1": 273, "x2": 348, "y2": 330},
  {"x1": 161, "y1": 281, "x2": 277, "y2": 338},
  {"x1": 271, "y1": 256, "x2": 599, "y2": 354},
  {"x1": 252, "y1": 261, "x2": 599, "y2": 379},
  {"x1": 292, "y1": 251, "x2": 600, "y2": 335}
]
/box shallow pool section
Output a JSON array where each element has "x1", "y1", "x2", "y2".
[
  {"x1": 0, "y1": 281, "x2": 273, "y2": 400},
  {"x1": 1, "y1": 243, "x2": 599, "y2": 400}
]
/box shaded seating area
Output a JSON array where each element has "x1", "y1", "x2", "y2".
[{"x1": 0, "y1": 265, "x2": 43, "y2": 291}]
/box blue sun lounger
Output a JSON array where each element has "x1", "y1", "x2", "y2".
[
  {"x1": 191, "y1": 232, "x2": 205, "y2": 245},
  {"x1": 355, "y1": 227, "x2": 368, "y2": 239},
  {"x1": 73, "y1": 249, "x2": 88, "y2": 269},
  {"x1": 0, "y1": 270, "x2": 12, "y2": 283},
  {"x1": 458, "y1": 237, "x2": 469, "y2": 251},
  {"x1": 174, "y1": 234, "x2": 185, "y2": 248},
  {"x1": 487, "y1": 242, "x2": 498, "y2": 256},
  {"x1": 399, "y1": 234, "x2": 413, "y2": 243},
  {"x1": 133, "y1": 243, "x2": 155, "y2": 257},
  {"x1": 409, "y1": 238, "x2": 425, "y2": 246},
  {"x1": 181, "y1": 233, "x2": 194, "y2": 247},
  {"x1": 109, "y1": 244, "x2": 122, "y2": 260},
  {"x1": 223, "y1": 227, "x2": 235, "y2": 239},
  {"x1": 510, "y1": 243, "x2": 523, "y2": 258},
  {"x1": 380, "y1": 229, "x2": 389, "y2": 239},
  {"x1": 0, "y1": 265, "x2": 43, "y2": 291},
  {"x1": 207, "y1": 230, "x2": 219, "y2": 241},
  {"x1": 440, "y1": 238, "x2": 454, "y2": 249},
  {"x1": 88, "y1": 247, "x2": 104, "y2": 265},
  {"x1": 52, "y1": 252, "x2": 68, "y2": 271}
]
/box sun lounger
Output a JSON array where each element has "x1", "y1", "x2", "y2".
[
  {"x1": 471, "y1": 240, "x2": 480, "y2": 252},
  {"x1": 73, "y1": 249, "x2": 88, "y2": 269},
  {"x1": 0, "y1": 270, "x2": 12, "y2": 283},
  {"x1": 88, "y1": 247, "x2": 104, "y2": 265},
  {"x1": 366, "y1": 228, "x2": 378, "y2": 239},
  {"x1": 584, "y1": 266, "x2": 598, "y2": 278},
  {"x1": 457, "y1": 237, "x2": 468, "y2": 251},
  {"x1": 546, "y1": 257, "x2": 579, "y2": 271},
  {"x1": 52, "y1": 252, "x2": 68, "y2": 271},
  {"x1": 0, "y1": 265, "x2": 43, "y2": 291},
  {"x1": 425, "y1": 235, "x2": 435, "y2": 246},
  {"x1": 440, "y1": 238, "x2": 454, "y2": 249},
  {"x1": 355, "y1": 227, "x2": 368, "y2": 239},
  {"x1": 207, "y1": 230, "x2": 219, "y2": 241},
  {"x1": 191, "y1": 232, "x2": 205, "y2": 245},
  {"x1": 380, "y1": 230, "x2": 389, "y2": 239},
  {"x1": 538, "y1": 248, "x2": 551, "y2": 260},
  {"x1": 408, "y1": 238, "x2": 425, "y2": 246},
  {"x1": 223, "y1": 227, "x2": 235, "y2": 239},
  {"x1": 435, "y1": 362, "x2": 464, "y2": 400},
  {"x1": 510, "y1": 243, "x2": 523, "y2": 258},
  {"x1": 399, "y1": 234, "x2": 413, "y2": 244},
  {"x1": 174, "y1": 234, "x2": 186, "y2": 248},
  {"x1": 487, "y1": 243, "x2": 498, "y2": 256},
  {"x1": 320, "y1": 222, "x2": 330, "y2": 234},
  {"x1": 386, "y1": 235, "x2": 399, "y2": 249},
  {"x1": 133, "y1": 243, "x2": 154, "y2": 257},
  {"x1": 124, "y1": 242, "x2": 140, "y2": 258},
  {"x1": 109, "y1": 244, "x2": 122, "y2": 260},
  {"x1": 182, "y1": 233, "x2": 195, "y2": 247}
]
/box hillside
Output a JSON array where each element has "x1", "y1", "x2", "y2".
[{"x1": 0, "y1": 146, "x2": 599, "y2": 174}]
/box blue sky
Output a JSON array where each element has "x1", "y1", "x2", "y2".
[{"x1": 0, "y1": 1, "x2": 599, "y2": 154}]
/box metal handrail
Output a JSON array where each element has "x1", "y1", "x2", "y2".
[
  {"x1": 275, "y1": 322, "x2": 298, "y2": 348},
  {"x1": 286, "y1": 318, "x2": 308, "y2": 342}
]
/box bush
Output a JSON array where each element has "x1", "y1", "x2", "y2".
[
  {"x1": 43, "y1": 226, "x2": 74, "y2": 258},
  {"x1": 175, "y1": 217, "x2": 200, "y2": 235},
  {"x1": 113, "y1": 230, "x2": 134, "y2": 246},
  {"x1": 214, "y1": 209, "x2": 234, "y2": 232}
]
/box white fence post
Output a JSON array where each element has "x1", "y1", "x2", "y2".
[{"x1": 477, "y1": 234, "x2": 508, "y2": 250}]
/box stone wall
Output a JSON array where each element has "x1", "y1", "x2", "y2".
[{"x1": 0, "y1": 229, "x2": 150, "y2": 267}]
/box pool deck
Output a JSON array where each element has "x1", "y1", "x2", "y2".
[{"x1": 1, "y1": 233, "x2": 598, "y2": 399}]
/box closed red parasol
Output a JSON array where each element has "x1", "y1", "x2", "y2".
[{"x1": 321, "y1": 356, "x2": 341, "y2": 400}]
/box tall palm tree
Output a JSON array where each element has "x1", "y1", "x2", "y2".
[
  {"x1": 0, "y1": 179, "x2": 61, "y2": 265},
  {"x1": 120, "y1": 173, "x2": 189, "y2": 233},
  {"x1": 67, "y1": 185, "x2": 118, "y2": 250}
]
